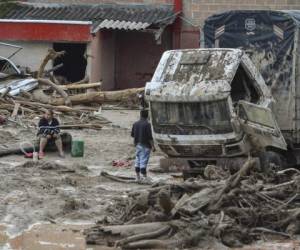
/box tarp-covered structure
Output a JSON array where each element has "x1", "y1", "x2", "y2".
[{"x1": 204, "y1": 10, "x2": 300, "y2": 143}]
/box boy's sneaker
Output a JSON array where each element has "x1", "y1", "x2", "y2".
[{"x1": 135, "y1": 176, "x2": 141, "y2": 182}]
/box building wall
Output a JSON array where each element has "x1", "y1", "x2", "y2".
[
  {"x1": 27, "y1": 0, "x2": 300, "y2": 28},
  {"x1": 0, "y1": 41, "x2": 52, "y2": 71},
  {"x1": 115, "y1": 29, "x2": 172, "y2": 89},
  {"x1": 90, "y1": 30, "x2": 116, "y2": 90},
  {"x1": 183, "y1": 0, "x2": 300, "y2": 28},
  {"x1": 91, "y1": 28, "x2": 172, "y2": 90}
]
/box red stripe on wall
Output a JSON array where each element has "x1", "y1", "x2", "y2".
[{"x1": 0, "y1": 22, "x2": 91, "y2": 42}]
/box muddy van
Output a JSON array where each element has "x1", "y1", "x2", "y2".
[
  {"x1": 146, "y1": 10, "x2": 300, "y2": 169},
  {"x1": 145, "y1": 48, "x2": 286, "y2": 168}
]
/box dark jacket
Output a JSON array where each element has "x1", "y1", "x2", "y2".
[
  {"x1": 131, "y1": 118, "x2": 153, "y2": 149},
  {"x1": 38, "y1": 117, "x2": 60, "y2": 136}
]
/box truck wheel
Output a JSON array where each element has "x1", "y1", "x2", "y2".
[{"x1": 259, "y1": 151, "x2": 283, "y2": 172}]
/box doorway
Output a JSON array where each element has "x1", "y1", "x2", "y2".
[{"x1": 53, "y1": 43, "x2": 87, "y2": 83}]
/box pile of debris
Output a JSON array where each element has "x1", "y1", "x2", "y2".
[
  {"x1": 0, "y1": 49, "x2": 144, "y2": 130},
  {"x1": 85, "y1": 159, "x2": 300, "y2": 249}
]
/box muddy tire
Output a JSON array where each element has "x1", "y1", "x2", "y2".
[{"x1": 259, "y1": 151, "x2": 283, "y2": 172}]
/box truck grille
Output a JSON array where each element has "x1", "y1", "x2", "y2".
[{"x1": 159, "y1": 144, "x2": 223, "y2": 157}]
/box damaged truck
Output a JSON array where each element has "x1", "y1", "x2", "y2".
[{"x1": 145, "y1": 10, "x2": 300, "y2": 172}]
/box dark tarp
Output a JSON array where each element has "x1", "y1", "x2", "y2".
[
  {"x1": 204, "y1": 10, "x2": 300, "y2": 87},
  {"x1": 203, "y1": 10, "x2": 300, "y2": 134}
]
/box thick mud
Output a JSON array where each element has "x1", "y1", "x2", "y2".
[
  {"x1": 0, "y1": 110, "x2": 299, "y2": 250},
  {"x1": 0, "y1": 110, "x2": 163, "y2": 249}
]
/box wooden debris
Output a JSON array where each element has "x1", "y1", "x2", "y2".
[
  {"x1": 11, "y1": 102, "x2": 20, "y2": 120},
  {"x1": 50, "y1": 87, "x2": 144, "y2": 106},
  {"x1": 0, "y1": 51, "x2": 143, "y2": 132},
  {"x1": 38, "y1": 78, "x2": 72, "y2": 106},
  {"x1": 85, "y1": 159, "x2": 300, "y2": 249},
  {"x1": 61, "y1": 82, "x2": 102, "y2": 91}
]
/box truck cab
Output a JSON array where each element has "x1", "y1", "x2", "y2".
[{"x1": 145, "y1": 48, "x2": 287, "y2": 166}]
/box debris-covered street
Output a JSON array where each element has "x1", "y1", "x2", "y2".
[
  {"x1": 0, "y1": 110, "x2": 299, "y2": 250},
  {"x1": 0, "y1": 110, "x2": 172, "y2": 249}
]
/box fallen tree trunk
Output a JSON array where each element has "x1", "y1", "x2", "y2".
[
  {"x1": 61, "y1": 82, "x2": 101, "y2": 90},
  {"x1": 38, "y1": 78, "x2": 72, "y2": 106},
  {"x1": 50, "y1": 87, "x2": 144, "y2": 106},
  {"x1": 37, "y1": 49, "x2": 65, "y2": 78}
]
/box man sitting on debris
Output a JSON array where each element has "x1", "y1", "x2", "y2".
[
  {"x1": 38, "y1": 110, "x2": 64, "y2": 158},
  {"x1": 131, "y1": 109, "x2": 155, "y2": 182}
]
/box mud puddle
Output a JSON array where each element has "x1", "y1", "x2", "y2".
[{"x1": 0, "y1": 223, "x2": 114, "y2": 250}]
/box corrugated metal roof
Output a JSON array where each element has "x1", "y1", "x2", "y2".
[
  {"x1": 95, "y1": 19, "x2": 150, "y2": 32},
  {"x1": 0, "y1": 2, "x2": 177, "y2": 32}
]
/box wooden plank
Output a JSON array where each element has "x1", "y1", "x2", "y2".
[{"x1": 11, "y1": 103, "x2": 20, "y2": 119}]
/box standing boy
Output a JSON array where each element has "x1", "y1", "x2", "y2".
[{"x1": 131, "y1": 110, "x2": 155, "y2": 181}]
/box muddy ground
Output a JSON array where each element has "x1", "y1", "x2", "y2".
[
  {"x1": 0, "y1": 110, "x2": 299, "y2": 250},
  {"x1": 0, "y1": 110, "x2": 175, "y2": 250}
]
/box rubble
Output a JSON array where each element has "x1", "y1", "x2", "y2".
[
  {"x1": 85, "y1": 159, "x2": 300, "y2": 249},
  {"x1": 0, "y1": 49, "x2": 144, "y2": 141}
]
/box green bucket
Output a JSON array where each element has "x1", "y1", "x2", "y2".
[{"x1": 71, "y1": 140, "x2": 84, "y2": 157}]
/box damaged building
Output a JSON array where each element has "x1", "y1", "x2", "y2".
[{"x1": 0, "y1": 1, "x2": 184, "y2": 90}]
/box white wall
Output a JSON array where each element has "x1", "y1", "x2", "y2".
[{"x1": 0, "y1": 41, "x2": 52, "y2": 72}]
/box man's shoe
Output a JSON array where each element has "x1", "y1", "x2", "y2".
[{"x1": 59, "y1": 152, "x2": 65, "y2": 158}]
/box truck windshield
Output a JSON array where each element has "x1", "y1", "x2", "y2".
[{"x1": 151, "y1": 100, "x2": 232, "y2": 135}]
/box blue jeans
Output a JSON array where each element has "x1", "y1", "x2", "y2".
[{"x1": 135, "y1": 144, "x2": 151, "y2": 169}]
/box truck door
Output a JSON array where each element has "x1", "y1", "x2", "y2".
[{"x1": 238, "y1": 101, "x2": 287, "y2": 150}]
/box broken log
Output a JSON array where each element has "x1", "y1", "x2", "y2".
[
  {"x1": 38, "y1": 78, "x2": 72, "y2": 106},
  {"x1": 61, "y1": 82, "x2": 102, "y2": 90},
  {"x1": 51, "y1": 87, "x2": 145, "y2": 106},
  {"x1": 11, "y1": 102, "x2": 20, "y2": 120},
  {"x1": 37, "y1": 49, "x2": 65, "y2": 78},
  {"x1": 116, "y1": 226, "x2": 171, "y2": 247}
]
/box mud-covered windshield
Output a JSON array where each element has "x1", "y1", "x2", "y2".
[{"x1": 151, "y1": 100, "x2": 232, "y2": 135}]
